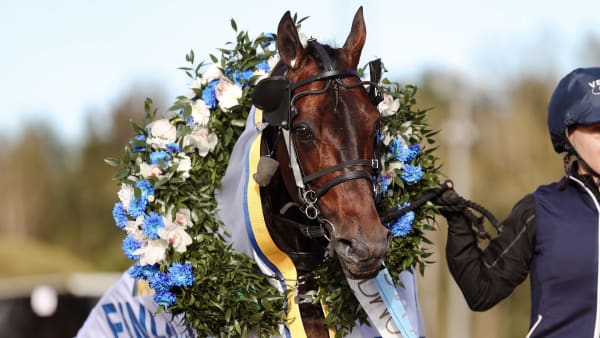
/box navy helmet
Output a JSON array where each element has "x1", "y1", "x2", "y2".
[{"x1": 548, "y1": 67, "x2": 600, "y2": 153}]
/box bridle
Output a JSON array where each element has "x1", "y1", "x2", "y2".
[{"x1": 253, "y1": 39, "x2": 384, "y2": 239}]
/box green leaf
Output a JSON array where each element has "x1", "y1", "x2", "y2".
[{"x1": 104, "y1": 157, "x2": 121, "y2": 167}]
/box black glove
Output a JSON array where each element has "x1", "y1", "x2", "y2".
[{"x1": 432, "y1": 188, "x2": 469, "y2": 216}]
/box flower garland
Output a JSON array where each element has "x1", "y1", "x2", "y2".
[{"x1": 106, "y1": 18, "x2": 442, "y2": 338}]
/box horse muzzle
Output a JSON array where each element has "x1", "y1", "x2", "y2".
[{"x1": 332, "y1": 230, "x2": 391, "y2": 279}]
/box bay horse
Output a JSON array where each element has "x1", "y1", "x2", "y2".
[{"x1": 252, "y1": 7, "x2": 391, "y2": 337}]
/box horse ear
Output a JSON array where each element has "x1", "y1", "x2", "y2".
[
  {"x1": 277, "y1": 11, "x2": 304, "y2": 69},
  {"x1": 341, "y1": 6, "x2": 366, "y2": 69}
]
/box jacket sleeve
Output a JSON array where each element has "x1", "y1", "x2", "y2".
[{"x1": 445, "y1": 193, "x2": 536, "y2": 311}]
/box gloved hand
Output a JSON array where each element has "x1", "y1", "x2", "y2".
[{"x1": 432, "y1": 186, "x2": 468, "y2": 216}]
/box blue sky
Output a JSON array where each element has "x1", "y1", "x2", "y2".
[{"x1": 1, "y1": 0, "x2": 598, "y2": 144}]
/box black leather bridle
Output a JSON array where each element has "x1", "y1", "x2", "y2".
[{"x1": 253, "y1": 39, "x2": 384, "y2": 235}]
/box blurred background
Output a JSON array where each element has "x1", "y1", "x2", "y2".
[{"x1": 1, "y1": 0, "x2": 599, "y2": 337}]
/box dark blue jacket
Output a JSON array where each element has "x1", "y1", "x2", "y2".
[{"x1": 444, "y1": 172, "x2": 600, "y2": 337}]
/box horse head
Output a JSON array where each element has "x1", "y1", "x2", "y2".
[{"x1": 255, "y1": 7, "x2": 389, "y2": 280}]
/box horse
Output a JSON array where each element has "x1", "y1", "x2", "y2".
[
  {"x1": 77, "y1": 7, "x2": 429, "y2": 338},
  {"x1": 251, "y1": 7, "x2": 392, "y2": 337}
]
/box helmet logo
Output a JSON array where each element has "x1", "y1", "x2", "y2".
[{"x1": 588, "y1": 79, "x2": 600, "y2": 95}]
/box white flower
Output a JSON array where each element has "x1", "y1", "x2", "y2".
[
  {"x1": 191, "y1": 99, "x2": 211, "y2": 126},
  {"x1": 139, "y1": 162, "x2": 163, "y2": 178},
  {"x1": 215, "y1": 79, "x2": 243, "y2": 112},
  {"x1": 378, "y1": 93, "x2": 400, "y2": 117},
  {"x1": 125, "y1": 215, "x2": 145, "y2": 240},
  {"x1": 146, "y1": 119, "x2": 177, "y2": 149},
  {"x1": 174, "y1": 208, "x2": 193, "y2": 228},
  {"x1": 174, "y1": 153, "x2": 192, "y2": 179},
  {"x1": 158, "y1": 217, "x2": 193, "y2": 253},
  {"x1": 201, "y1": 64, "x2": 224, "y2": 85},
  {"x1": 183, "y1": 126, "x2": 218, "y2": 157},
  {"x1": 387, "y1": 161, "x2": 403, "y2": 173},
  {"x1": 135, "y1": 239, "x2": 168, "y2": 265},
  {"x1": 118, "y1": 184, "x2": 134, "y2": 211}
]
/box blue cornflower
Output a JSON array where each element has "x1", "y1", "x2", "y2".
[
  {"x1": 149, "y1": 272, "x2": 173, "y2": 293},
  {"x1": 388, "y1": 138, "x2": 404, "y2": 160},
  {"x1": 231, "y1": 69, "x2": 254, "y2": 87},
  {"x1": 122, "y1": 235, "x2": 141, "y2": 260},
  {"x1": 132, "y1": 134, "x2": 147, "y2": 152},
  {"x1": 150, "y1": 150, "x2": 171, "y2": 168},
  {"x1": 127, "y1": 197, "x2": 146, "y2": 218},
  {"x1": 153, "y1": 291, "x2": 177, "y2": 307},
  {"x1": 202, "y1": 80, "x2": 219, "y2": 109},
  {"x1": 112, "y1": 202, "x2": 128, "y2": 229},
  {"x1": 389, "y1": 203, "x2": 415, "y2": 238},
  {"x1": 128, "y1": 264, "x2": 159, "y2": 280},
  {"x1": 168, "y1": 263, "x2": 194, "y2": 287},
  {"x1": 142, "y1": 212, "x2": 164, "y2": 239},
  {"x1": 398, "y1": 144, "x2": 421, "y2": 162},
  {"x1": 374, "y1": 173, "x2": 393, "y2": 195},
  {"x1": 166, "y1": 143, "x2": 181, "y2": 153},
  {"x1": 135, "y1": 180, "x2": 155, "y2": 202},
  {"x1": 401, "y1": 164, "x2": 423, "y2": 185},
  {"x1": 255, "y1": 60, "x2": 270, "y2": 72}
]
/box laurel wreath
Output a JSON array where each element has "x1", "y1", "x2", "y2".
[{"x1": 106, "y1": 16, "x2": 442, "y2": 338}]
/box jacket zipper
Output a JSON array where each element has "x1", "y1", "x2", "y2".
[
  {"x1": 570, "y1": 176, "x2": 600, "y2": 338},
  {"x1": 525, "y1": 314, "x2": 542, "y2": 338}
]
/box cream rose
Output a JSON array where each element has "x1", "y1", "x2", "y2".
[
  {"x1": 201, "y1": 64, "x2": 224, "y2": 85},
  {"x1": 183, "y1": 126, "x2": 218, "y2": 157},
  {"x1": 191, "y1": 99, "x2": 211, "y2": 126},
  {"x1": 146, "y1": 119, "x2": 177, "y2": 149},
  {"x1": 378, "y1": 93, "x2": 400, "y2": 117},
  {"x1": 215, "y1": 80, "x2": 242, "y2": 112}
]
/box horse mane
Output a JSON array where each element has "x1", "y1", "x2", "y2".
[{"x1": 270, "y1": 41, "x2": 340, "y2": 77}]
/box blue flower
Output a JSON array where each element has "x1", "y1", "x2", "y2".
[
  {"x1": 388, "y1": 138, "x2": 404, "y2": 160},
  {"x1": 128, "y1": 180, "x2": 154, "y2": 217},
  {"x1": 255, "y1": 60, "x2": 270, "y2": 72},
  {"x1": 112, "y1": 202, "x2": 128, "y2": 229},
  {"x1": 231, "y1": 69, "x2": 254, "y2": 87},
  {"x1": 401, "y1": 164, "x2": 423, "y2": 185},
  {"x1": 202, "y1": 80, "x2": 219, "y2": 109},
  {"x1": 122, "y1": 235, "x2": 141, "y2": 260},
  {"x1": 127, "y1": 197, "x2": 147, "y2": 218},
  {"x1": 128, "y1": 264, "x2": 159, "y2": 280},
  {"x1": 135, "y1": 180, "x2": 154, "y2": 202},
  {"x1": 153, "y1": 291, "x2": 177, "y2": 307},
  {"x1": 132, "y1": 134, "x2": 147, "y2": 152},
  {"x1": 142, "y1": 212, "x2": 164, "y2": 239},
  {"x1": 166, "y1": 143, "x2": 181, "y2": 153},
  {"x1": 150, "y1": 150, "x2": 171, "y2": 168},
  {"x1": 398, "y1": 144, "x2": 420, "y2": 162},
  {"x1": 388, "y1": 203, "x2": 415, "y2": 238},
  {"x1": 374, "y1": 173, "x2": 393, "y2": 195},
  {"x1": 169, "y1": 263, "x2": 194, "y2": 287},
  {"x1": 149, "y1": 271, "x2": 173, "y2": 293}
]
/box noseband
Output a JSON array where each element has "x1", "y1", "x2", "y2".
[{"x1": 253, "y1": 39, "x2": 384, "y2": 238}]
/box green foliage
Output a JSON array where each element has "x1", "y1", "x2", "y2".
[{"x1": 109, "y1": 17, "x2": 442, "y2": 337}]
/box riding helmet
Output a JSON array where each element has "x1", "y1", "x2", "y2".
[{"x1": 548, "y1": 67, "x2": 600, "y2": 153}]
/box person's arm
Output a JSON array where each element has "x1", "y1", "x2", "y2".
[{"x1": 440, "y1": 192, "x2": 536, "y2": 311}]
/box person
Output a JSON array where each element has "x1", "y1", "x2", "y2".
[{"x1": 434, "y1": 67, "x2": 600, "y2": 338}]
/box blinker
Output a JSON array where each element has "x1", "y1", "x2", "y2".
[{"x1": 252, "y1": 76, "x2": 294, "y2": 129}]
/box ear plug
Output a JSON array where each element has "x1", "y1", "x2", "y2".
[{"x1": 253, "y1": 156, "x2": 279, "y2": 187}]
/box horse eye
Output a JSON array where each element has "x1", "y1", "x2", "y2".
[{"x1": 294, "y1": 125, "x2": 314, "y2": 140}]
